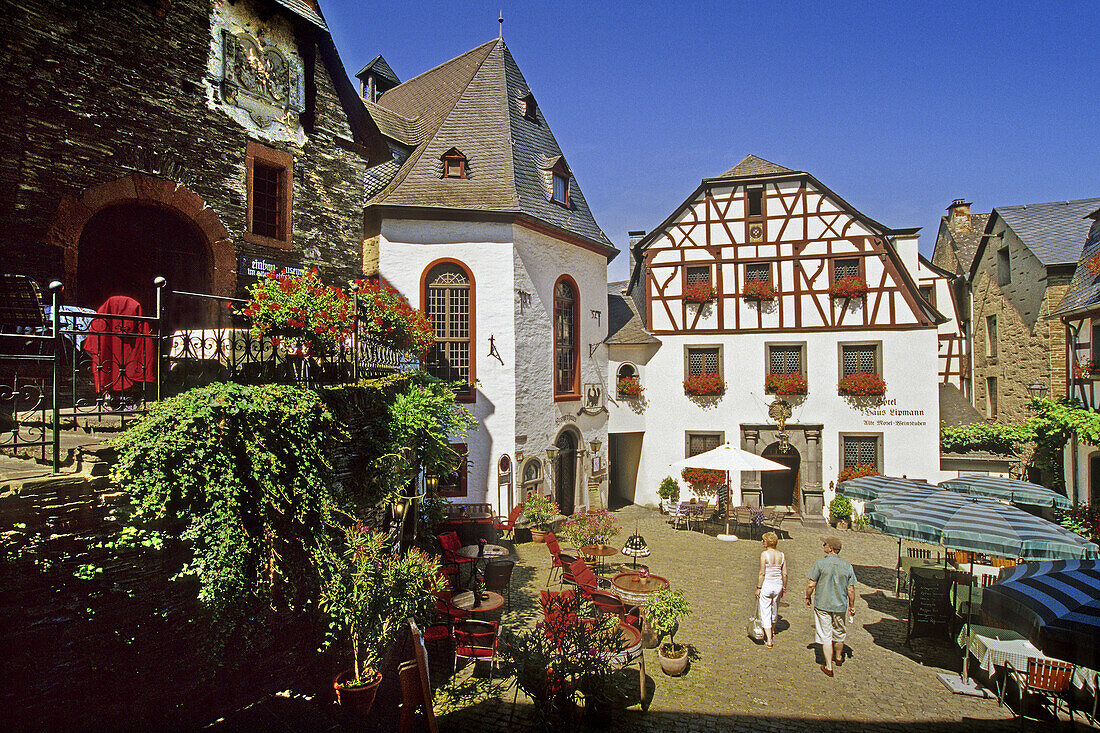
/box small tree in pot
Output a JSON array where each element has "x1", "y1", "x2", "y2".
[
  {"x1": 646, "y1": 588, "x2": 692, "y2": 676},
  {"x1": 829, "y1": 495, "x2": 853, "y2": 530},
  {"x1": 521, "y1": 493, "x2": 560, "y2": 542},
  {"x1": 657, "y1": 476, "x2": 679, "y2": 513}
]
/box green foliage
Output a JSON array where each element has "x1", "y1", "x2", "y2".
[
  {"x1": 657, "y1": 476, "x2": 679, "y2": 502},
  {"x1": 829, "y1": 495, "x2": 853, "y2": 520},
  {"x1": 559, "y1": 509, "x2": 621, "y2": 549},
  {"x1": 940, "y1": 421, "x2": 1034, "y2": 455},
  {"x1": 522, "y1": 493, "x2": 560, "y2": 530},
  {"x1": 645, "y1": 588, "x2": 691, "y2": 648},
  {"x1": 1056, "y1": 503, "x2": 1100, "y2": 542},
  {"x1": 239, "y1": 269, "x2": 354, "y2": 355}
]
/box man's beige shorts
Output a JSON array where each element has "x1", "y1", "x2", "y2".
[{"x1": 814, "y1": 607, "x2": 847, "y2": 645}]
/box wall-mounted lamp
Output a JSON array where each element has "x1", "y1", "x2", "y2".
[
  {"x1": 545, "y1": 445, "x2": 559, "y2": 461},
  {"x1": 589, "y1": 438, "x2": 602, "y2": 455},
  {"x1": 426, "y1": 474, "x2": 440, "y2": 494},
  {"x1": 1026, "y1": 380, "x2": 1048, "y2": 400}
]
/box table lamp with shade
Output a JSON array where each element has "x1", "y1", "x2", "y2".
[{"x1": 621, "y1": 527, "x2": 650, "y2": 570}]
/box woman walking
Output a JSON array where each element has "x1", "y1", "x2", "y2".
[{"x1": 755, "y1": 531, "x2": 787, "y2": 648}]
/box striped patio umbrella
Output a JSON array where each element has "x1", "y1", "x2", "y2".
[
  {"x1": 938, "y1": 475, "x2": 1071, "y2": 509},
  {"x1": 837, "y1": 475, "x2": 932, "y2": 502},
  {"x1": 981, "y1": 560, "x2": 1100, "y2": 669}
]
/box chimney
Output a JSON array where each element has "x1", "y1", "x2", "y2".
[
  {"x1": 946, "y1": 199, "x2": 973, "y2": 232},
  {"x1": 627, "y1": 230, "x2": 646, "y2": 276}
]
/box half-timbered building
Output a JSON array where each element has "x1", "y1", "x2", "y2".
[
  {"x1": 607, "y1": 155, "x2": 945, "y2": 517},
  {"x1": 916, "y1": 252, "x2": 968, "y2": 393}
]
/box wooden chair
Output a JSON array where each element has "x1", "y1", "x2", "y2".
[
  {"x1": 990, "y1": 557, "x2": 1018, "y2": 568},
  {"x1": 953, "y1": 550, "x2": 970, "y2": 566},
  {"x1": 978, "y1": 573, "x2": 998, "y2": 588},
  {"x1": 998, "y1": 657, "x2": 1077, "y2": 726},
  {"x1": 908, "y1": 547, "x2": 934, "y2": 560}
]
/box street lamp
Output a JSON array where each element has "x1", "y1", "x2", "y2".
[
  {"x1": 588, "y1": 438, "x2": 602, "y2": 456},
  {"x1": 1026, "y1": 380, "x2": 1048, "y2": 400}
]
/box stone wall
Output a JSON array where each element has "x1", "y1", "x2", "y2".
[
  {"x1": 0, "y1": 0, "x2": 374, "y2": 297},
  {"x1": 970, "y1": 225, "x2": 1069, "y2": 424}
]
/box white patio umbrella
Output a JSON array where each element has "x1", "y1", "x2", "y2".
[{"x1": 670, "y1": 443, "x2": 789, "y2": 539}]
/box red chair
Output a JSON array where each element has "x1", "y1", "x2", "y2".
[
  {"x1": 494, "y1": 503, "x2": 523, "y2": 541},
  {"x1": 453, "y1": 619, "x2": 500, "y2": 680},
  {"x1": 563, "y1": 558, "x2": 612, "y2": 593},
  {"x1": 433, "y1": 588, "x2": 469, "y2": 629},
  {"x1": 438, "y1": 531, "x2": 475, "y2": 585},
  {"x1": 544, "y1": 532, "x2": 577, "y2": 587},
  {"x1": 587, "y1": 589, "x2": 641, "y2": 630}
]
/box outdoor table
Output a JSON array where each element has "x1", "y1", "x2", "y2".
[
  {"x1": 956, "y1": 625, "x2": 1097, "y2": 693},
  {"x1": 611, "y1": 572, "x2": 669, "y2": 607},
  {"x1": 579, "y1": 543, "x2": 619, "y2": 574},
  {"x1": 458, "y1": 543, "x2": 509, "y2": 592},
  {"x1": 952, "y1": 586, "x2": 983, "y2": 618},
  {"x1": 450, "y1": 590, "x2": 505, "y2": 624}
]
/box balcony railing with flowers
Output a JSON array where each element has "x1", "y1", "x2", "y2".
[
  {"x1": 837, "y1": 371, "x2": 886, "y2": 396},
  {"x1": 743, "y1": 281, "x2": 777, "y2": 301},
  {"x1": 765, "y1": 372, "x2": 807, "y2": 396},
  {"x1": 838, "y1": 463, "x2": 879, "y2": 483},
  {"x1": 683, "y1": 372, "x2": 725, "y2": 396},
  {"x1": 828, "y1": 275, "x2": 868, "y2": 300},
  {"x1": 683, "y1": 281, "x2": 716, "y2": 304},
  {"x1": 617, "y1": 375, "x2": 644, "y2": 399}
]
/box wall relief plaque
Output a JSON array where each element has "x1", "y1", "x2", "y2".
[{"x1": 221, "y1": 30, "x2": 304, "y2": 129}]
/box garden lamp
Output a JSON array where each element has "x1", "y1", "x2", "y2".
[
  {"x1": 621, "y1": 525, "x2": 650, "y2": 570},
  {"x1": 545, "y1": 445, "x2": 559, "y2": 461},
  {"x1": 1026, "y1": 380, "x2": 1048, "y2": 400}
]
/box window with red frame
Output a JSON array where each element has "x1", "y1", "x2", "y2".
[
  {"x1": 425, "y1": 263, "x2": 473, "y2": 399},
  {"x1": 554, "y1": 279, "x2": 578, "y2": 396}
]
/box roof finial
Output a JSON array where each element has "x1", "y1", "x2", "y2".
[{"x1": 498, "y1": 11, "x2": 503, "y2": 39}]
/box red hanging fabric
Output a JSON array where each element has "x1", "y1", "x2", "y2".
[{"x1": 83, "y1": 296, "x2": 156, "y2": 394}]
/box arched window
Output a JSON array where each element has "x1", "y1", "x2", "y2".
[
  {"x1": 521, "y1": 459, "x2": 543, "y2": 499},
  {"x1": 616, "y1": 363, "x2": 639, "y2": 398},
  {"x1": 554, "y1": 277, "x2": 579, "y2": 398},
  {"x1": 423, "y1": 261, "x2": 474, "y2": 400}
]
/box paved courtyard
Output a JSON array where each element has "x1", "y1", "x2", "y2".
[{"x1": 437, "y1": 505, "x2": 1087, "y2": 732}]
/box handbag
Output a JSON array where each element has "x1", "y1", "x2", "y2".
[{"x1": 746, "y1": 600, "x2": 765, "y2": 642}]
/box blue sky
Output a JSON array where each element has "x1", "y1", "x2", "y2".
[{"x1": 323, "y1": 1, "x2": 1099, "y2": 282}]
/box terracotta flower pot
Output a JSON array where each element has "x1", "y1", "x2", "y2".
[
  {"x1": 530, "y1": 529, "x2": 548, "y2": 543},
  {"x1": 334, "y1": 669, "x2": 383, "y2": 717},
  {"x1": 657, "y1": 642, "x2": 689, "y2": 676}
]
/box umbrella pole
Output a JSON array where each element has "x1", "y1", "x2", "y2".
[
  {"x1": 962, "y1": 556, "x2": 974, "y2": 683},
  {"x1": 895, "y1": 539, "x2": 902, "y2": 596}
]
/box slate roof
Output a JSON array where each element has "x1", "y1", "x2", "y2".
[
  {"x1": 994, "y1": 198, "x2": 1100, "y2": 266},
  {"x1": 364, "y1": 39, "x2": 613, "y2": 251},
  {"x1": 606, "y1": 282, "x2": 659, "y2": 345},
  {"x1": 939, "y1": 383, "x2": 985, "y2": 428},
  {"x1": 1051, "y1": 210, "x2": 1100, "y2": 317},
  {"x1": 273, "y1": 0, "x2": 327, "y2": 30},
  {"x1": 715, "y1": 155, "x2": 794, "y2": 179},
  {"x1": 356, "y1": 55, "x2": 399, "y2": 86}
]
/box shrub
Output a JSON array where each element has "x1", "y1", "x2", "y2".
[
  {"x1": 682, "y1": 467, "x2": 724, "y2": 487},
  {"x1": 657, "y1": 476, "x2": 679, "y2": 501},
  {"x1": 683, "y1": 372, "x2": 725, "y2": 396},
  {"x1": 829, "y1": 495, "x2": 853, "y2": 520},
  {"x1": 829, "y1": 275, "x2": 868, "y2": 299},
  {"x1": 765, "y1": 372, "x2": 807, "y2": 396},
  {"x1": 743, "y1": 281, "x2": 776, "y2": 300},
  {"x1": 838, "y1": 463, "x2": 879, "y2": 483},
  {"x1": 617, "y1": 375, "x2": 643, "y2": 398},
  {"x1": 683, "y1": 281, "x2": 715, "y2": 304},
  {"x1": 838, "y1": 372, "x2": 886, "y2": 396},
  {"x1": 1056, "y1": 503, "x2": 1100, "y2": 542},
  {"x1": 522, "y1": 493, "x2": 559, "y2": 530}
]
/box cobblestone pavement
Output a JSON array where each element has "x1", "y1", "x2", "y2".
[{"x1": 438, "y1": 505, "x2": 1090, "y2": 732}]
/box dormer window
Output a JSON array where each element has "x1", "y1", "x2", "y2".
[
  {"x1": 441, "y1": 148, "x2": 467, "y2": 179},
  {"x1": 522, "y1": 92, "x2": 539, "y2": 122},
  {"x1": 551, "y1": 159, "x2": 570, "y2": 207}
]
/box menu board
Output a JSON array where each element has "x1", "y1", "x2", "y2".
[{"x1": 906, "y1": 570, "x2": 953, "y2": 642}]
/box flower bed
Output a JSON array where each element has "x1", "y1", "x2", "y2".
[
  {"x1": 683, "y1": 281, "x2": 715, "y2": 304},
  {"x1": 765, "y1": 372, "x2": 807, "y2": 396},
  {"x1": 617, "y1": 376, "x2": 643, "y2": 398},
  {"x1": 743, "y1": 280, "x2": 776, "y2": 301},
  {"x1": 838, "y1": 371, "x2": 886, "y2": 396},
  {"x1": 829, "y1": 275, "x2": 868, "y2": 300},
  {"x1": 683, "y1": 372, "x2": 725, "y2": 396},
  {"x1": 681, "y1": 467, "x2": 724, "y2": 488},
  {"x1": 838, "y1": 464, "x2": 879, "y2": 483}
]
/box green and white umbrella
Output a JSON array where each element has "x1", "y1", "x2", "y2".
[
  {"x1": 836, "y1": 475, "x2": 932, "y2": 503},
  {"x1": 938, "y1": 475, "x2": 1071, "y2": 510}
]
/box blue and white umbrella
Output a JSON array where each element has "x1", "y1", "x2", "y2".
[
  {"x1": 938, "y1": 475, "x2": 1071, "y2": 510},
  {"x1": 982, "y1": 559, "x2": 1100, "y2": 669}
]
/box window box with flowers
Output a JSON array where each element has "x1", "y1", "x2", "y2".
[
  {"x1": 829, "y1": 275, "x2": 868, "y2": 300},
  {"x1": 765, "y1": 372, "x2": 807, "y2": 396},
  {"x1": 683, "y1": 372, "x2": 725, "y2": 396},
  {"x1": 743, "y1": 281, "x2": 777, "y2": 301},
  {"x1": 837, "y1": 372, "x2": 887, "y2": 396},
  {"x1": 1074, "y1": 359, "x2": 1095, "y2": 380},
  {"x1": 617, "y1": 375, "x2": 644, "y2": 399},
  {"x1": 838, "y1": 463, "x2": 880, "y2": 483},
  {"x1": 683, "y1": 281, "x2": 716, "y2": 304},
  {"x1": 681, "y1": 467, "x2": 724, "y2": 490}
]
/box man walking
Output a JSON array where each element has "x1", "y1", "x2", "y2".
[{"x1": 805, "y1": 536, "x2": 857, "y2": 677}]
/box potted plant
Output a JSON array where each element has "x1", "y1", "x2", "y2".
[
  {"x1": 521, "y1": 493, "x2": 559, "y2": 543},
  {"x1": 683, "y1": 372, "x2": 725, "y2": 396},
  {"x1": 838, "y1": 463, "x2": 879, "y2": 483},
  {"x1": 321, "y1": 523, "x2": 445, "y2": 717},
  {"x1": 239, "y1": 269, "x2": 355, "y2": 357},
  {"x1": 743, "y1": 280, "x2": 777, "y2": 301},
  {"x1": 829, "y1": 495, "x2": 853, "y2": 530},
  {"x1": 837, "y1": 371, "x2": 886, "y2": 396},
  {"x1": 657, "y1": 476, "x2": 679, "y2": 513},
  {"x1": 852, "y1": 512, "x2": 870, "y2": 532},
  {"x1": 828, "y1": 275, "x2": 868, "y2": 300},
  {"x1": 646, "y1": 588, "x2": 692, "y2": 676},
  {"x1": 617, "y1": 375, "x2": 644, "y2": 399},
  {"x1": 765, "y1": 372, "x2": 808, "y2": 396},
  {"x1": 683, "y1": 281, "x2": 715, "y2": 304}
]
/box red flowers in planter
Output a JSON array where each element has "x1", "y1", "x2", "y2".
[
  {"x1": 617, "y1": 376, "x2": 643, "y2": 398},
  {"x1": 683, "y1": 372, "x2": 725, "y2": 396},
  {"x1": 829, "y1": 275, "x2": 868, "y2": 300},
  {"x1": 683, "y1": 281, "x2": 716, "y2": 304},
  {"x1": 765, "y1": 372, "x2": 807, "y2": 396},
  {"x1": 838, "y1": 464, "x2": 879, "y2": 483},
  {"x1": 743, "y1": 281, "x2": 777, "y2": 301},
  {"x1": 682, "y1": 467, "x2": 724, "y2": 486},
  {"x1": 1074, "y1": 359, "x2": 1095, "y2": 380},
  {"x1": 837, "y1": 371, "x2": 886, "y2": 396}
]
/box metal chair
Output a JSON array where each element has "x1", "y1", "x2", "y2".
[
  {"x1": 563, "y1": 557, "x2": 612, "y2": 593},
  {"x1": 483, "y1": 559, "x2": 514, "y2": 610},
  {"x1": 669, "y1": 500, "x2": 691, "y2": 530},
  {"x1": 493, "y1": 503, "x2": 523, "y2": 541},
  {"x1": 587, "y1": 589, "x2": 641, "y2": 630},
  {"x1": 998, "y1": 657, "x2": 1077, "y2": 726},
  {"x1": 733, "y1": 506, "x2": 754, "y2": 538},
  {"x1": 544, "y1": 532, "x2": 577, "y2": 587},
  {"x1": 453, "y1": 619, "x2": 501, "y2": 680}
]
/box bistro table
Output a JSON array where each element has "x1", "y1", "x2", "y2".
[
  {"x1": 458, "y1": 543, "x2": 509, "y2": 592},
  {"x1": 450, "y1": 590, "x2": 505, "y2": 624},
  {"x1": 612, "y1": 572, "x2": 669, "y2": 650},
  {"x1": 580, "y1": 543, "x2": 620, "y2": 574},
  {"x1": 957, "y1": 624, "x2": 1097, "y2": 693}
]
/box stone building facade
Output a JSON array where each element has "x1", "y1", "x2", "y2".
[
  {"x1": 1, "y1": 0, "x2": 387, "y2": 318},
  {"x1": 969, "y1": 198, "x2": 1100, "y2": 424}
]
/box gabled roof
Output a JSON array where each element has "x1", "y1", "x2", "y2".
[
  {"x1": 970, "y1": 198, "x2": 1100, "y2": 282},
  {"x1": 272, "y1": 0, "x2": 327, "y2": 30},
  {"x1": 356, "y1": 55, "x2": 399, "y2": 86},
  {"x1": 939, "y1": 383, "x2": 985, "y2": 428},
  {"x1": 606, "y1": 282, "x2": 659, "y2": 345},
  {"x1": 951, "y1": 212, "x2": 990, "y2": 272},
  {"x1": 716, "y1": 154, "x2": 793, "y2": 179},
  {"x1": 364, "y1": 39, "x2": 614, "y2": 253},
  {"x1": 1050, "y1": 210, "x2": 1100, "y2": 317}
]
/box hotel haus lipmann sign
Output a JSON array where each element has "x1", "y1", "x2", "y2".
[{"x1": 860, "y1": 399, "x2": 927, "y2": 428}]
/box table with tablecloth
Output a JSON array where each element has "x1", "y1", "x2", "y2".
[{"x1": 957, "y1": 624, "x2": 1097, "y2": 692}]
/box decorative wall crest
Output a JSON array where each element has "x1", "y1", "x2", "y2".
[
  {"x1": 578, "y1": 383, "x2": 606, "y2": 415},
  {"x1": 221, "y1": 30, "x2": 304, "y2": 129}
]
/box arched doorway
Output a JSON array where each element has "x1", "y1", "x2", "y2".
[
  {"x1": 761, "y1": 442, "x2": 800, "y2": 508},
  {"x1": 77, "y1": 203, "x2": 212, "y2": 328},
  {"x1": 555, "y1": 430, "x2": 578, "y2": 516}
]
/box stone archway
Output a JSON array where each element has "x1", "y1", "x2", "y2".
[{"x1": 44, "y1": 173, "x2": 236, "y2": 303}]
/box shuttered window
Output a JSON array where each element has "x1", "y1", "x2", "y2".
[{"x1": 554, "y1": 279, "x2": 578, "y2": 396}]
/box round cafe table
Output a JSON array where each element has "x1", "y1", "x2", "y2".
[
  {"x1": 579, "y1": 543, "x2": 619, "y2": 574},
  {"x1": 450, "y1": 590, "x2": 505, "y2": 624},
  {"x1": 457, "y1": 544, "x2": 509, "y2": 560},
  {"x1": 611, "y1": 571, "x2": 669, "y2": 606}
]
